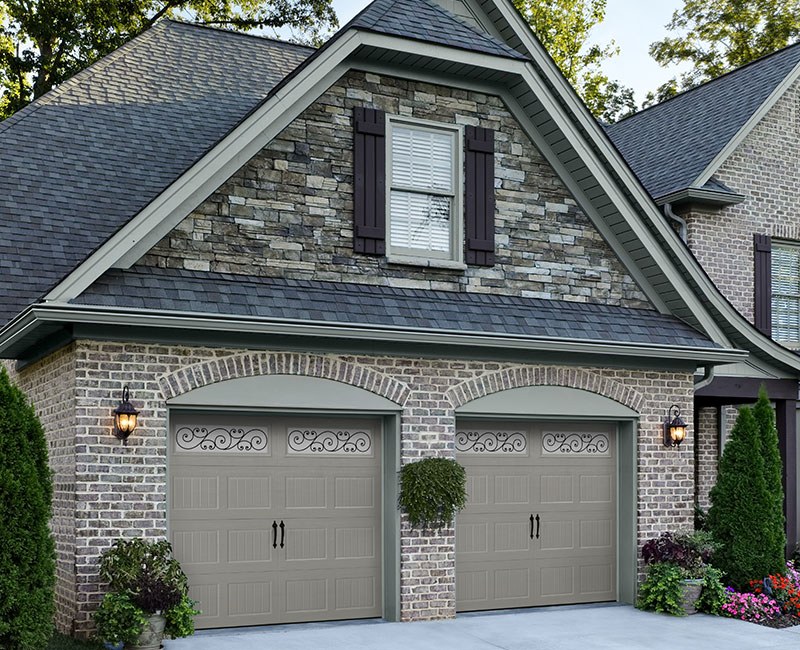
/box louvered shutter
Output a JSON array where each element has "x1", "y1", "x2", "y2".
[
  {"x1": 465, "y1": 126, "x2": 495, "y2": 266},
  {"x1": 754, "y1": 233, "x2": 772, "y2": 336},
  {"x1": 353, "y1": 108, "x2": 386, "y2": 255},
  {"x1": 771, "y1": 242, "x2": 800, "y2": 342}
]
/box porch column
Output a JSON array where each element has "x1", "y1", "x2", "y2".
[{"x1": 776, "y1": 399, "x2": 798, "y2": 555}]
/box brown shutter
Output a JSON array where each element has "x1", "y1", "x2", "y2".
[
  {"x1": 754, "y1": 233, "x2": 772, "y2": 336},
  {"x1": 465, "y1": 126, "x2": 495, "y2": 266},
  {"x1": 353, "y1": 107, "x2": 386, "y2": 255}
]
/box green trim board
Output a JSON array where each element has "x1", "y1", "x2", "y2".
[{"x1": 455, "y1": 386, "x2": 639, "y2": 418}]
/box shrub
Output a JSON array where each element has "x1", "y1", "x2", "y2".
[
  {"x1": 696, "y1": 567, "x2": 728, "y2": 615},
  {"x1": 720, "y1": 590, "x2": 781, "y2": 623},
  {"x1": 99, "y1": 538, "x2": 188, "y2": 597},
  {"x1": 752, "y1": 387, "x2": 787, "y2": 573},
  {"x1": 707, "y1": 407, "x2": 777, "y2": 589},
  {"x1": 637, "y1": 562, "x2": 686, "y2": 616},
  {"x1": 398, "y1": 457, "x2": 467, "y2": 530},
  {"x1": 0, "y1": 367, "x2": 56, "y2": 649},
  {"x1": 94, "y1": 592, "x2": 146, "y2": 645},
  {"x1": 164, "y1": 595, "x2": 201, "y2": 639}
]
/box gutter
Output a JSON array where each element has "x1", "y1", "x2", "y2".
[{"x1": 0, "y1": 302, "x2": 750, "y2": 365}]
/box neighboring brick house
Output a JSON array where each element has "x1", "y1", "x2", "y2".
[
  {"x1": 1, "y1": 0, "x2": 797, "y2": 638},
  {"x1": 609, "y1": 46, "x2": 800, "y2": 547}
]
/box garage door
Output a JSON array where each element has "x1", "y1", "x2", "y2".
[
  {"x1": 456, "y1": 420, "x2": 616, "y2": 612},
  {"x1": 169, "y1": 412, "x2": 382, "y2": 628}
]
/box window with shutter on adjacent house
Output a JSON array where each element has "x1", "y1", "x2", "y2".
[
  {"x1": 772, "y1": 242, "x2": 800, "y2": 344},
  {"x1": 386, "y1": 118, "x2": 462, "y2": 262}
]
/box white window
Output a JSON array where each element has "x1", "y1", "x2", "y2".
[
  {"x1": 772, "y1": 241, "x2": 800, "y2": 344},
  {"x1": 387, "y1": 118, "x2": 462, "y2": 262}
]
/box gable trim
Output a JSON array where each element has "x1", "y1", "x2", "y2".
[{"x1": 694, "y1": 58, "x2": 800, "y2": 189}]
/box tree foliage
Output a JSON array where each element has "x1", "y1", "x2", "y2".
[
  {"x1": 707, "y1": 406, "x2": 784, "y2": 589},
  {"x1": 647, "y1": 0, "x2": 800, "y2": 104},
  {"x1": 0, "y1": 366, "x2": 56, "y2": 649},
  {"x1": 0, "y1": 0, "x2": 337, "y2": 119},
  {"x1": 514, "y1": 0, "x2": 636, "y2": 122}
]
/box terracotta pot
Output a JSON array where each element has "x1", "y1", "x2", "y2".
[
  {"x1": 681, "y1": 579, "x2": 703, "y2": 615},
  {"x1": 129, "y1": 614, "x2": 166, "y2": 650}
]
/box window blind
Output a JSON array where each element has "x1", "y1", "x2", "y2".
[{"x1": 772, "y1": 244, "x2": 800, "y2": 343}]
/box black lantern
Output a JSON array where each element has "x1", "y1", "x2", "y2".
[
  {"x1": 113, "y1": 386, "x2": 139, "y2": 445},
  {"x1": 663, "y1": 405, "x2": 687, "y2": 448}
]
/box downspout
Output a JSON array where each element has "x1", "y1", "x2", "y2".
[
  {"x1": 694, "y1": 364, "x2": 715, "y2": 390},
  {"x1": 664, "y1": 203, "x2": 688, "y2": 243}
]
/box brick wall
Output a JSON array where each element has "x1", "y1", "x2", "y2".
[
  {"x1": 6, "y1": 348, "x2": 78, "y2": 635},
  {"x1": 139, "y1": 70, "x2": 651, "y2": 310},
  {"x1": 13, "y1": 341, "x2": 695, "y2": 635},
  {"x1": 679, "y1": 81, "x2": 800, "y2": 325},
  {"x1": 695, "y1": 406, "x2": 719, "y2": 512}
]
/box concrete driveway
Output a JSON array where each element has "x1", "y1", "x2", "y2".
[{"x1": 165, "y1": 604, "x2": 800, "y2": 649}]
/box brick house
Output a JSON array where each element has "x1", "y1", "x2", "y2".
[
  {"x1": 0, "y1": 0, "x2": 796, "y2": 638},
  {"x1": 608, "y1": 45, "x2": 800, "y2": 555}
]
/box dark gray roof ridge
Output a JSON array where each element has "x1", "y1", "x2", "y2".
[{"x1": 164, "y1": 18, "x2": 316, "y2": 52}]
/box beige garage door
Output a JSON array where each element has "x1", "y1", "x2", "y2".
[
  {"x1": 456, "y1": 420, "x2": 616, "y2": 612},
  {"x1": 169, "y1": 412, "x2": 382, "y2": 629}
]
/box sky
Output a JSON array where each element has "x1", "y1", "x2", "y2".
[{"x1": 331, "y1": 0, "x2": 687, "y2": 102}]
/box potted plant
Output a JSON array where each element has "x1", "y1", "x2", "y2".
[
  {"x1": 638, "y1": 530, "x2": 725, "y2": 615},
  {"x1": 398, "y1": 457, "x2": 467, "y2": 530},
  {"x1": 94, "y1": 538, "x2": 200, "y2": 649}
]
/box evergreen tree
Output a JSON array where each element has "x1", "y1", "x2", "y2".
[
  {"x1": 707, "y1": 406, "x2": 775, "y2": 588},
  {"x1": 752, "y1": 386, "x2": 787, "y2": 573},
  {"x1": 0, "y1": 367, "x2": 55, "y2": 648}
]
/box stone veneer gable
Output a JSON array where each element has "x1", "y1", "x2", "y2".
[{"x1": 139, "y1": 70, "x2": 652, "y2": 310}]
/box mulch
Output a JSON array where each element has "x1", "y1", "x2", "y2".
[{"x1": 757, "y1": 614, "x2": 800, "y2": 629}]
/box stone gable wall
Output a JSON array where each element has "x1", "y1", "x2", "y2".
[
  {"x1": 140, "y1": 70, "x2": 651, "y2": 309},
  {"x1": 12, "y1": 341, "x2": 694, "y2": 636},
  {"x1": 680, "y1": 81, "x2": 800, "y2": 325}
]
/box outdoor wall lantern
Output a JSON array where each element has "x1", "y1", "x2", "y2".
[
  {"x1": 113, "y1": 386, "x2": 139, "y2": 445},
  {"x1": 663, "y1": 404, "x2": 687, "y2": 448}
]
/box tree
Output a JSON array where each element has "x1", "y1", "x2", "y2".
[
  {"x1": 0, "y1": 0, "x2": 337, "y2": 120},
  {"x1": 707, "y1": 406, "x2": 782, "y2": 589},
  {"x1": 647, "y1": 0, "x2": 800, "y2": 104},
  {"x1": 514, "y1": 0, "x2": 636, "y2": 122},
  {"x1": 752, "y1": 386, "x2": 787, "y2": 566},
  {"x1": 0, "y1": 367, "x2": 55, "y2": 648}
]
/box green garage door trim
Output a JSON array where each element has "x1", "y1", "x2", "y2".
[{"x1": 456, "y1": 417, "x2": 636, "y2": 611}]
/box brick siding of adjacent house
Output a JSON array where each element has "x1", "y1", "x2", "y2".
[
  {"x1": 139, "y1": 70, "x2": 652, "y2": 310},
  {"x1": 10, "y1": 342, "x2": 694, "y2": 637}
]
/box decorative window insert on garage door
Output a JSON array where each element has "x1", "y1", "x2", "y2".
[
  {"x1": 455, "y1": 419, "x2": 617, "y2": 612},
  {"x1": 169, "y1": 412, "x2": 384, "y2": 629}
]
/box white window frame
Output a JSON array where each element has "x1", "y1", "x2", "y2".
[
  {"x1": 771, "y1": 239, "x2": 800, "y2": 347},
  {"x1": 385, "y1": 115, "x2": 463, "y2": 265}
]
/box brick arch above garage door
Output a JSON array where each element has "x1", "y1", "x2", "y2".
[
  {"x1": 446, "y1": 366, "x2": 645, "y2": 414},
  {"x1": 157, "y1": 352, "x2": 412, "y2": 406}
]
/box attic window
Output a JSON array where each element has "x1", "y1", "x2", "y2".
[{"x1": 386, "y1": 118, "x2": 462, "y2": 262}]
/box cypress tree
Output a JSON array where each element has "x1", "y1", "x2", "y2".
[
  {"x1": 752, "y1": 386, "x2": 787, "y2": 574},
  {"x1": 707, "y1": 406, "x2": 774, "y2": 588},
  {"x1": 0, "y1": 367, "x2": 55, "y2": 648}
]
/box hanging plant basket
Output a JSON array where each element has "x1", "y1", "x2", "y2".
[{"x1": 398, "y1": 457, "x2": 467, "y2": 531}]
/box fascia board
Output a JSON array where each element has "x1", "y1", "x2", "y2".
[
  {"x1": 656, "y1": 187, "x2": 746, "y2": 207},
  {"x1": 9, "y1": 303, "x2": 749, "y2": 366},
  {"x1": 694, "y1": 59, "x2": 800, "y2": 188},
  {"x1": 43, "y1": 30, "x2": 362, "y2": 304}
]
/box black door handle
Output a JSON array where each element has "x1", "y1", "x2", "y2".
[
  {"x1": 279, "y1": 520, "x2": 285, "y2": 549},
  {"x1": 530, "y1": 514, "x2": 534, "y2": 539},
  {"x1": 272, "y1": 521, "x2": 278, "y2": 549},
  {"x1": 535, "y1": 514, "x2": 540, "y2": 540}
]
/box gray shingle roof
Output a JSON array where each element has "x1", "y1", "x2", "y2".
[
  {"x1": 0, "y1": 20, "x2": 312, "y2": 327},
  {"x1": 350, "y1": 0, "x2": 527, "y2": 60},
  {"x1": 606, "y1": 42, "x2": 800, "y2": 200},
  {"x1": 73, "y1": 266, "x2": 719, "y2": 349}
]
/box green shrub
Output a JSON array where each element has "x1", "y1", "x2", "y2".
[
  {"x1": 99, "y1": 538, "x2": 188, "y2": 596},
  {"x1": 0, "y1": 367, "x2": 56, "y2": 649},
  {"x1": 637, "y1": 563, "x2": 686, "y2": 616},
  {"x1": 164, "y1": 595, "x2": 201, "y2": 639},
  {"x1": 398, "y1": 457, "x2": 466, "y2": 530},
  {"x1": 752, "y1": 386, "x2": 787, "y2": 572},
  {"x1": 696, "y1": 567, "x2": 727, "y2": 614},
  {"x1": 707, "y1": 407, "x2": 776, "y2": 589},
  {"x1": 93, "y1": 592, "x2": 146, "y2": 645}
]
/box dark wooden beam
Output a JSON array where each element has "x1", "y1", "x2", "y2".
[
  {"x1": 776, "y1": 399, "x2": 798, "y2": 556},
  {"x1": 695, "y1": 376, "x2": 797, "y2": 401}
]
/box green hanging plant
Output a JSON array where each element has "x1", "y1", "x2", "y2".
[{"x1": 398, "y1": 457, "x2": 467, "y2": 531}]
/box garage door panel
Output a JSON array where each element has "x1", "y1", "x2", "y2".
[{"x1": 170, "y1": 414, "x2": 382, "y2": 628}]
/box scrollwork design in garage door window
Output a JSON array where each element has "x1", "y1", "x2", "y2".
[
  {"x1": 287, "y1": 429, "x2": 372, "y2": 455},
  {"x1": 175, "y1": 426, "x2": 269, "y2": 453},
  {"x1": 455, "y1": 430, "x2": 527, "y2": 454},
  {"x1": 541, "y1": 432, "x2": 610, "y2": 456}
]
